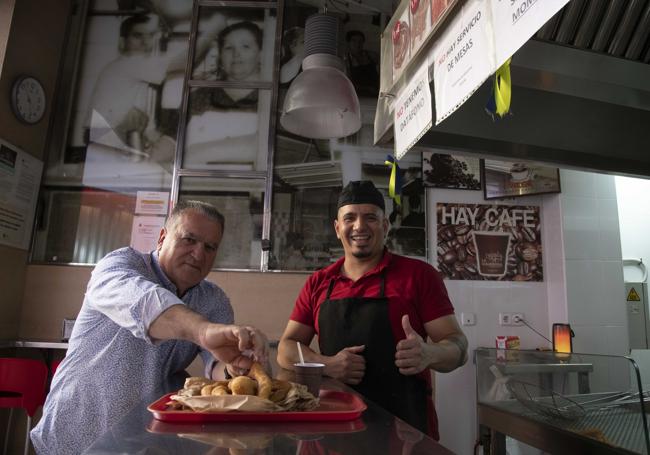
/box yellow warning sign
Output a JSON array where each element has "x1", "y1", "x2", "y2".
[{"x1": 627, "y1": 288, "x2": 641, "y2": 302}]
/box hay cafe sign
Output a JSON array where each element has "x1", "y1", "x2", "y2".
[{"x1": 380, "y1": 0, "x2": 570, "y2": 159}]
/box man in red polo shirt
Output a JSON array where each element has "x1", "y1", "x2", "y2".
[{"x1": 277, "y1": 180, "x2": 467, "y2": 440}]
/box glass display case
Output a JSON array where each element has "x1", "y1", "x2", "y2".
[{"x1": 475, "y1": 347, "x2": 650, "y2": 454}]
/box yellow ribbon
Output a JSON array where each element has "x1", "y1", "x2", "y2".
[
  {"x1": 384, "y1": 156, "x2": 401, "y2": 206},
  {"x1": 494, "y1": 58, "x2": 512, "y2": 117}
]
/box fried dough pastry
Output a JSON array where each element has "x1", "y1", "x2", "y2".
[
  {"x1": 269, "y1": 379, "x2": 291, "y2": 403},
  {"x1": 230, "y1": 376, "x2": 258, "y2": 396},
  {"x1": 200, "y1": 383, "x2": 218, "y2": 396},
  {"x1": 249, "y1": 362, "x2": 272, "y2": 400},
  {"x1": 211, "y1": 381, "x2": 231, "y2": 396}
]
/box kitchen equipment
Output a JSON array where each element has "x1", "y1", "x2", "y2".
[{"x1": 476, "y1": 348, "x2": 650, "y2": 454}]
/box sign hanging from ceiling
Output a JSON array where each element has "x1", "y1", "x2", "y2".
[
  {"x1": 394, "y1": 65, "x2": 432, "y2": 159},
  {"x1": 378, "y1": 0, "x2": 570, "y2": 146}
]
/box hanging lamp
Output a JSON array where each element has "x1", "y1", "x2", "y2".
[{"x1": 280, "y1": 13, "x2": 361, "y2": 139}]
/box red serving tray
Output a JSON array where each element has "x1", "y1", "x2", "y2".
[{"x1": 148, "y1": 389, "x2": 367, "y2": 423}]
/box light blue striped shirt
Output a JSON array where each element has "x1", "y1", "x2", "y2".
[{"x1": 31, "y1": 247, "x2": 233, "y2": 455}]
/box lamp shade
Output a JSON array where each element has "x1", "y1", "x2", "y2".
[{"x1": 280, "y1": 14, "x2": 361, "y2": 139}]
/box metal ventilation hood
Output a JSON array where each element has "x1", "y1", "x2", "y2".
[{"x1": 396, "y1": 0, "x2": 650, "y2": 178}]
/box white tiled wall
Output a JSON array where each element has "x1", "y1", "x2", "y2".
[{"x1": 560, "y1": 169, "x2": 628, "y2": 355}]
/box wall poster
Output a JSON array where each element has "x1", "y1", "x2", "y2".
[
  {"x1": 0, "y1": 140, "x2": 43, "y2": 250},
  {"x1": 436, "y1": 203, "x2": 543, "y2": 281}
]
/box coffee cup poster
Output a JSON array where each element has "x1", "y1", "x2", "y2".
[{"x1": 436, "y1": 203, "x2": 542, "y2": 281}]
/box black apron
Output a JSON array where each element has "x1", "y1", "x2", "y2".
[{"x1": 317, "y1": 273, "x2": 429, "y2": 434}]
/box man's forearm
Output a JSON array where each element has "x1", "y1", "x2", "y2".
[
  {"x1": 148, "y1": 304, "x2": 215, "y2": 344},
  {"x1": 424, "y1": 334, "x2": 468, "y2": 373}
]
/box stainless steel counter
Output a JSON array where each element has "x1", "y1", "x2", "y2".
[{"x1": 83, "y1": 378, "x2": 453, "y2": 455}]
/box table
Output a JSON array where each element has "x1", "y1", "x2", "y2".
[{"x1": 84, "y1": 378, "x2": 453, "y2": 455}]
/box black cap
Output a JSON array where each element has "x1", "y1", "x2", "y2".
[{"x1": 337, "y1": 180, "x2": 385, "y2": 212}]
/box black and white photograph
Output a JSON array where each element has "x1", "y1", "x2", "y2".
[
  {"x1": 68, "y1": 1, "x2": 275, "y2": 188},
  {"x1": 423, "y1": 151, "x2": 481, "y2": 190},
  {"x1": 342, "y1": 16, "x2": 382, "y2": 99},
  {"x1": 482, "y1": 159, "x2": 562, "y2": 200}
]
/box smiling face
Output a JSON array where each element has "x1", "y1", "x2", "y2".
[
  {"x1": 157, "y1": 210, "x2": 223, "y2": 296},
  {"x1": 335, "y1": 203, "x2": 389, "y2": 262},
  {"x1": 220, "y1": 28, "x2": 261, "y2": 81}
]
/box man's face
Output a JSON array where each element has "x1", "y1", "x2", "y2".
[
  {"x1": 348, "y1": 35, "x2": 364, "y2": 54},
  {"x1": 157, "y1": 210, "x2": 223, "y2": 295},
  {"x1": 123, "y1": 22, "x2": 156, "y2": 55},
  {"x1": 335, "y1": 203, "x2": 388, "y2": 260}
]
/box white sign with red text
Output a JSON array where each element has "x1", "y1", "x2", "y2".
[
  {"x1": 430, "y1": 0, "x2": 494, "y2": 124},
  {"x1": 394, "y1": 64, "x2": 432, "y2": 159}
]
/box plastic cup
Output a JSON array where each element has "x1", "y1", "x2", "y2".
[{"x1": 293, "y1": 362, "x2": 325, "y2": 397}]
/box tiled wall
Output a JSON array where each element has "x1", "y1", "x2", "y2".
[{"x1": 560, "y1": 169, "x2": 628, "y2": 356}]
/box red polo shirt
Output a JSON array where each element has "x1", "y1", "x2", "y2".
[{"x1": 290, "y1": 249, "x2": 455, "y2": 344}]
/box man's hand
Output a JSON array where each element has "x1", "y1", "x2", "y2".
[
  {"x1": 395, "y1": 315, "x2": 431, "y2": 375},
  {"x1": 324, "y1": 345, "x2": 366, "y2": 385},
  {"x1": 201, "y1": 324, "x2": 268, "y2": 372}
]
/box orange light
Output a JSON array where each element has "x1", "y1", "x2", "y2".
[{"x1": 553, "y1": 323, "x2": 573, "y2": 353}]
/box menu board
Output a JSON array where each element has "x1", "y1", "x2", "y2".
[{"x1": 0, "y1": 139, "x2": 43, "y2": 250}]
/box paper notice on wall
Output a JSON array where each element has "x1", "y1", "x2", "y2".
[
  {"x1": 430, "y1": 0, "x2": 495, "y2": 124},
  {"x1": 130, "y1": 215, "x2": 165, "y2": 253},
  {"x1": 0, "y1": 140, "x2": 43, "y2": 250},
  {"x1": 135, "y1": 191, "x2": 169, "y2": 215},
  {"x1": 394, "y1": 64, "x2": 432, "y2": 159},
  {"x1": 491, "y1": 0, "x2": 570, "y2": 66}
]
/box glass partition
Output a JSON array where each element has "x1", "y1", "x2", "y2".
[{"x1": 475, "y1": 347, "x2": 650, "y2": 454}]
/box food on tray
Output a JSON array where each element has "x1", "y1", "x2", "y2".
[
  {"x1": 230, "y1": 376, "x2": 258, "y2": 396},
  {"x1": 167, "y1": 362, "x2": 319, "y2": 412},
  {"x1": 392, "y1": 20, "x2": 409, "y2": 70},
  {"x1": 249, "y1": 362, "x2": 273, "y2": 400}
]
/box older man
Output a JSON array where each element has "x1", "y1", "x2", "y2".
[
  {"x1": 32, "y1": 200, "x2": 268, "y2": 454},
  {"x1": 278, "y1": 181, "x2": 467, "y2": 439}
]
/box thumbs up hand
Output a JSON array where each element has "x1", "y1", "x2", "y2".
[{"x1": 395, "y1": 315, "x2": 428, "y2": 375}]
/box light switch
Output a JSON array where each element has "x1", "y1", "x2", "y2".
[{"x1": 461, "y1": 312, "x2": 476, "y2": 326}]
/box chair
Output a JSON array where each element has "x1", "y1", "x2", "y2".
[{"x1": 0, "y1": 358, "x2": 48, "y2": 455}]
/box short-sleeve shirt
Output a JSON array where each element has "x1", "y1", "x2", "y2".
[
  {"x1": 31, "y1": 247, "x2": 233, "y2": 455},
  {"x1": 290, "y1": 250, "x2": 454, "y2": 345}
]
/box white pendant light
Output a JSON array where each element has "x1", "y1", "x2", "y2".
[{"x1": 280, "y1": 13, "x2": 361, "y2": 139}]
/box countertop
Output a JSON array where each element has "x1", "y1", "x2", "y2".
[{"x1": 83, "y1": 377, "x2": 453, "y2": 454}]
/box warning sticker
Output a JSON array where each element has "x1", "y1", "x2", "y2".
[{"x1": 627, "y1": 288, "x2": 641, "y2": 302}]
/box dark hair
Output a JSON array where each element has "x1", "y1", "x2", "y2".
[
  {"x1": 345, "y1": 30, "x2": 365, "y2": 43},
  {"x1": 165, "y1": 200, "x2": 225, "y2": 233},
  {"x1": 120, "y1": 15, "x2": 152, "y2": 39},
  {"x1": 282, "y1": 26, "x2": 304, "y2": 58},
  {"x1": 218, "y1": 21, "x2": 263, "y2": 52}
]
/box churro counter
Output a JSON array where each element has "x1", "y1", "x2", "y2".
[{"x1": 475, "y1": 348, "x2": 650, "y2": 455}]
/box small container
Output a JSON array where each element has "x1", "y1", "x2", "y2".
[{"x1": 293, "y1": 362, "x2": 325, "y2": 397}]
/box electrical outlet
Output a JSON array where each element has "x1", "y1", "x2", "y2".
[
  {"x1": 499, "y1": 312, "x2": 525, "y2": 326},
  {"x1": 461, "y1": 312, "x2": 476, "y2": 326}
]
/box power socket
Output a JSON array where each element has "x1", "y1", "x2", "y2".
[{"x1": 499, "y1": 312, "x2": 525, "y2": 326}]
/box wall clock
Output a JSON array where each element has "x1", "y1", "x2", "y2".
[{"x1": 11, "y1": 75, "x2": 47, "y2": 124}]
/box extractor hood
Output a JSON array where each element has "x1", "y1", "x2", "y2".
[{"x1": 377, "y1": 0, "x2": 650, "y2": 178}]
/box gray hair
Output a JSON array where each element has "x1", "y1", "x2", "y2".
[{"x1": 165, "y1": 200, "x2": 225, "y2": 233}]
